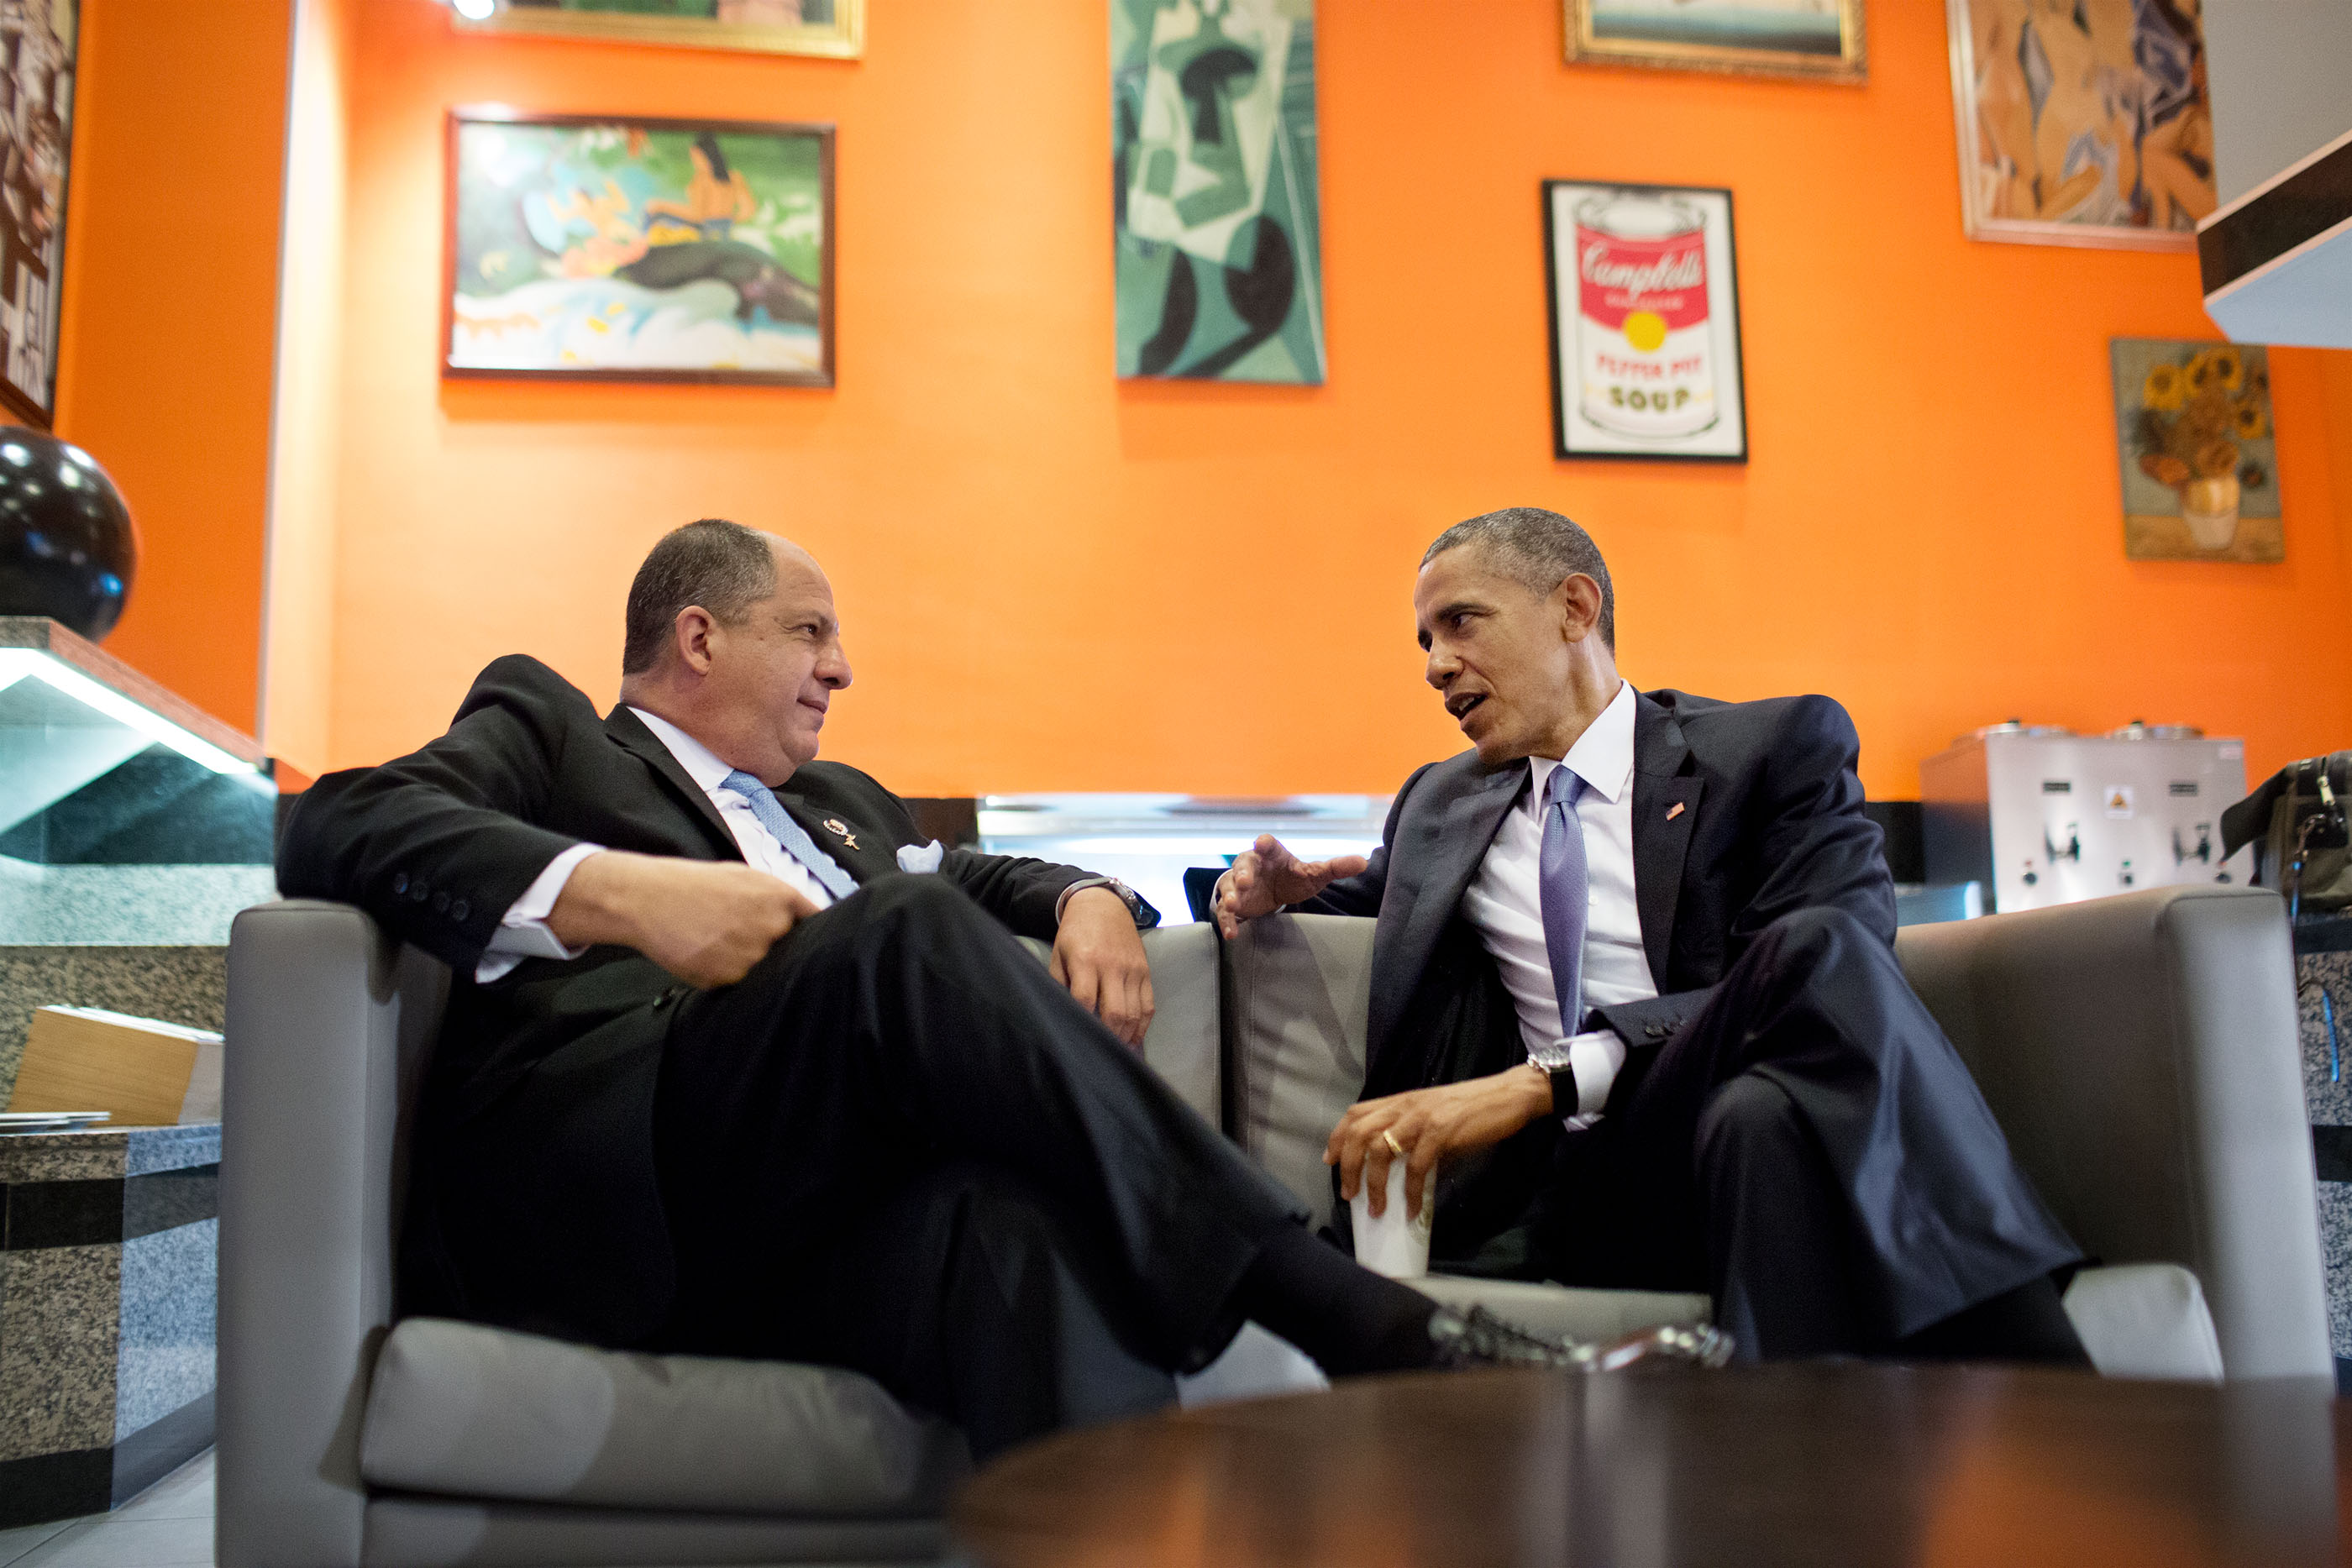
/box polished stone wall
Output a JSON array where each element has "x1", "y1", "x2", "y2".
[{"x1": 0, "y1": 1124, "x2": 218, "y2": 1527}]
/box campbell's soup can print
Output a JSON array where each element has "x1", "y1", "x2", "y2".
[{"x1": 1575, "y1": 192, "x2": 1717, "y2": 439}]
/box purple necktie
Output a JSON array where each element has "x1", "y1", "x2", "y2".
[{"x1": 1540, "y1": 765, "x2": 1588, "y2": 1039}]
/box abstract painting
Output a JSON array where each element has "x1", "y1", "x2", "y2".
[
  {"x1": 460, "y1": 0, "x2": 864, "y2": 60},
  {"x1": 1543, "y1": 181, "x2": 1747, "y2": 462},
  {"x1": 2112, "y1": 338, "x2": 2281, "y2": 564},
  {"x1": 1566, "y1": 0, "x2": 1865, "y2": 83},
  {"x1": 444, "y1": 112, "x2": 833, "y2": 387},
  {"x1": 1112, "y1": 0, "x2": 1326, "y2": 384},
  {"x1": 1948, "y1": 0, "x2": 2214, "y2": 249},
  {"x1": 0, "y1": 0, "x2": 77, "y2": 427}
]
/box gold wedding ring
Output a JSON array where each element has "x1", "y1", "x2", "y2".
[{"x1": 1381, "y1": 1129, "x2": 1406, "y2": 1158}]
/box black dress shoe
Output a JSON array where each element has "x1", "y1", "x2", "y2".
[{"x1": 1427, "y1": 1305, "x2": 1735, "y2": 1371}]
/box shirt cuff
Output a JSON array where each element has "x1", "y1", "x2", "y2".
[
  {"x1": 1564, "y1": 1027, "x2": 1626, "y2": 1121},
  {"x1": 474, "y1": 842, "x2": 604, "y2": 983}
]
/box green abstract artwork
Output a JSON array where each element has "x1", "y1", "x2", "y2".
[{"x1": 1112, "y1": 0, "x2": 1325, "y2": 384}]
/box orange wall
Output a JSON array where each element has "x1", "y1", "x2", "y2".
[
  {"x1": 55, "y1": 0, "x2": 291, "y2": 736},
  {"x1": 264, "y1": 0, "x2": 358, "y2": 772},
  {"x1": 313, "y1": 0, "x2": 2352, "y2": 797}
]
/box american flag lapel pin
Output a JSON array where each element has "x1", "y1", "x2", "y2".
[{"x1": 1666, "y1": 802, "x2": 1687, "y2": 821}]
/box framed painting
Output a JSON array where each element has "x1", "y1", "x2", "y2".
[
  {"x1": 459, "y1": 0, "x2": 864, "y2": 60},
  {"x1": 1112, "y1": 0, "x2": 1326, "y2": 385},
  {"x1": 444, "y1": 110, "x2": 834, "y2": 387},
  {"x1": 1947, "y1": 0, "x2": 2213, "y2": 249},
  {"x1": 1543, "y1": 181, "x2": 1747, "y2": 463},
  {"x1": 0, "y1": 0, "x2": 78, "y2": 427},
  {"x1": 1565, "y1": 0, "x2": 1865, "y2": 84},
  {"x1": 2112, "y1": 338, "x2": 2281, "y2": 564}
]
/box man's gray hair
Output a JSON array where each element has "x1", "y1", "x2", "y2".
[
  {"x1": 1420, "y1": 506, "x2": 1614, "y2": 651},
  {"x1": 622, "y1": 519, "x2": 778, "y2": 674}
]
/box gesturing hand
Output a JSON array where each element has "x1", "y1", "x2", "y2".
[
  {"x1": 1052, "y1": 886, "x2": 1155, "y2": 1048},
  {"x1": 549, "y1": 850, "x2": 819, "y2": 989},
  {"x1": 1212, "y1": 834, "x2": 1370, "y2": 938},
  {"x1": 1326, "y1": 1067, "x2": 1554, "y2": 1222}
]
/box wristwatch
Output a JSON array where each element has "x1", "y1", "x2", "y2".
[
  {"x1": 1526, "y1": 1039, "x2": 1580, "y2": 1118},
  {"x1": 1057, "y1": 876, "x2": 1156, "y2": 929}
]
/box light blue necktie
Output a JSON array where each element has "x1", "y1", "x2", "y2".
[
  {"x1": 721, "y1": 769, "x2": 858, "y2": 901},
  {"x1": 1539, "y1": 765, "x2": 1589, "y2": 1039}
]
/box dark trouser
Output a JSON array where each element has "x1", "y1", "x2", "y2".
[
  {"x1": 1533, "y1": 907, "x2": 2082, "y2": 1358},
  {"x1": 648, "y1": 874, "x2": 1305, "y2": 1459}
]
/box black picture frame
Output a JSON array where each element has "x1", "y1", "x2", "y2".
[{"x1": 1542, "y1": 180, "x2": 1748, "y2": 464}]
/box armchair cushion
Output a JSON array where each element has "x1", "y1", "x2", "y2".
[
  {"x1": 359, "y1": 1319, "x2": 970, "y2": 1517},
  {"x1": 2061, "y1": 1263, "x2": 2224, "y2": 1382}
]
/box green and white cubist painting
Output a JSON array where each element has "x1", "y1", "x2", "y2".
[{"x1": 1113, "y1": 0, "x2": 1324, "y2": 384}]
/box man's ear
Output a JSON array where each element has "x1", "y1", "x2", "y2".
[
  {"x1": 674, "y1": 606, "x2": 718, "y2": 676},
  {"x1": 1557, "y1": 574, "x2": 1604, "y2": 645}
]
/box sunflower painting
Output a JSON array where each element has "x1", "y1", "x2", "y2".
[{"x1": 2111, "y1": 338, "x2": 2281, "y2": 563}]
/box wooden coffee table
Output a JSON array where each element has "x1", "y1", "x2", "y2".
[{"x1": 953, "y1": 1364, "x2": 2344, "y2": 1567}]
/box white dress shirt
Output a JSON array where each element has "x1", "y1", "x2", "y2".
[
  {"x1": 474, "y1": 706, "x2": 837, "y2": 983},
  {"x1": 1457, "y1": 680, "x2": 1656, "y2": 1122}
]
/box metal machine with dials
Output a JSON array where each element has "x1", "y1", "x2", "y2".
[{"x1": 1920, "y1": 723, "x2": 2251, "y2": 914}]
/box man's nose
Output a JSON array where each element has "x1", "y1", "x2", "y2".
[
  {"x1": 821, "y1": 639, "x2": 853, "y2": 689},
  {"x1": 1425, "y1": 646, "x2": 1457, "y2": 688}
]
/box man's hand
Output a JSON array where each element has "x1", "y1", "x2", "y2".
[
  {"x1": 1212, "y1": 834, "x2": 1370, "y2": 938},
  {"x1": 1326, "y1": 1066, "x2": 1554, "y2": 1222},
  {"x1": 1052, "y1": 887, "x2": 1155, "y2": 1048},
  {"x1": 549, "y1": 850, "x2": 818, "y2": 989}
]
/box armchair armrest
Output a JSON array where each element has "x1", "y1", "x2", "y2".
[{"x1": 218, "y1": 900, "x2": 449, "y2": 1568}]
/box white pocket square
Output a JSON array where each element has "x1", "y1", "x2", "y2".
[{"x1": 896, "y1": 839, "x2": 946, "y2": 873}]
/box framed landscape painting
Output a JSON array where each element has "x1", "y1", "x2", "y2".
[
  {"x1": 444, "y1": 110, "x2": 834, "y2": 387},
  {"x1": 1947, "y1": 0, "x2": 2213, "y2": 249},
  {"x1": 459, "y1": 0, "x2": 864, "y2": 60},
  {"x1": 1565, "y1": 0, "x2": 1865, "y2": 83},
  {"x1": 1543, "y1": 181, "x2": 1747, "y2": 463},
  {"x1": 0, "y1": 0, "x2": 78, "y2": 427},
  {"x1": 2112, "y1": 338, "x2": 2281, "y2": 564}
]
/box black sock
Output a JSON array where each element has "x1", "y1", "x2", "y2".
[
  {"x1": 1895, "y1": 1274, "x2": 2092, "y2": 1366},
  {"x1": 1233, "y1": 1226, "x2": 1442, "y2": 1376}
]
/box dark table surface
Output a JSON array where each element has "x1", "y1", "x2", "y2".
[{"x1": 951, "y1": 1363, "x2": 2345, "y2": 1568}]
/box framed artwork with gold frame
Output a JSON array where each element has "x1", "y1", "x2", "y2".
[
  {"x1": 1946, "y1": 0, "x2": 2213, "y2": 250},
  {"x1": 1563, "y1": 0, "x2": 1864, "y2": 84},
  {"x1": 459, "y1": 1, "x2": 865, "y2": 60}
]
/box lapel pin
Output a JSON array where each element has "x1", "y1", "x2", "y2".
[
  {"x1": 822, "y1": 818, "x2": 860, "y2": 850},
  {"x1": 1666, "y1": 802, "x2": 1687, "y2": 821}
]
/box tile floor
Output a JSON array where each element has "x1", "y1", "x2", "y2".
[{"x1": 0, "y1": 1450, "x2": 214, "y2": 1568}]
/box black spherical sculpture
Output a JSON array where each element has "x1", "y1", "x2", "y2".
[{"x1": 0, "y1": 426, "x2": 136, "y2": 640}]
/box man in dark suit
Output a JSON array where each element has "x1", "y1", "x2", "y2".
[
  {"x1": 278, "y1": 517, "x2": 1642, "y2": 1460},
  {"x1": 1215, "y1": 506, "x2": 2087, "y2": 1364}
]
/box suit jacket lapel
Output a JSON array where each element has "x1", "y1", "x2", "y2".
[
  {"x1": 1630, "y1": 694, "x2": 1702, "y2": 992},
  {"x1": 772, "y1": 789, "x2": 895, "y2": 885},
  {"x1": 1373, "y1": 762, "x2": 1527, "y2": 1053},
  {"x1": 603, "y1": 705, "x2": 739, "y2": 860}
]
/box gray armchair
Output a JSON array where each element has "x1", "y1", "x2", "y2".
[
  {"x1": 217, "y1": 900, "x2": 1223, "y2": 1568},
  {"x1": 1224, "y1": 886, "x2": 2331, "y2": 1382}
]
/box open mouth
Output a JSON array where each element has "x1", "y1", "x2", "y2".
[{"x1": 1446, "y1": 693, "x2": 1488, "y2": 722}]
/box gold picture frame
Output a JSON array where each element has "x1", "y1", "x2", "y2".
[
  {"x1": 1945, "y1": 0, "x2": 2212, "y2": 250},
  {"x1": 1564, "y1": 0, "x2": 1864, "y2": 84},
  {"x1": 459, "y1": 1, "x2": 865, "y2": 60}
]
